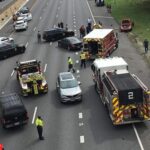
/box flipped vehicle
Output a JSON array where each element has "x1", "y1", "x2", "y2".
[
  {"x1": 0, "y1": 36, "x2": 14, "y2": 44},
  {"x1": 14, "y1": 20, "x2": 28, "y2": 31},
  {"x1": 58, "y1": 36, "x2": 82, "y2": 51},
  {"x1": 56, "y1": 72, "x2": 82, "y2": 103},
  {"x1": 0, "y1": 93, "x2": 28, "y2": 128},
  {"x1": 15, "y1": 60, "x2": 48, "y2": 96},
  {"x1": 0, "y1": 42, "x2": 25, "y2": 60},
  {"x1": 120, "y1": 18, "x2": 133, "y2": 32},
  {"x1": 19, "y1": 13, "x2": 32, "y2": 21},
  {"x1": 43, "y1": 28, "x2": 75, "y2": 42},
  {"x1": 19, "y1": 6, "x2": 30, "y2": 14}
]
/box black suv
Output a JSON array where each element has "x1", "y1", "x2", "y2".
[
  {"x1": 0, "y1": 93, "x2": 28, "y2": 128},
  {"x1": 43, "y1": 28, "x2": 75, "y2": 42},
  {"x1": 0, "y1": 42, "x2": 25, "y2": 60}
]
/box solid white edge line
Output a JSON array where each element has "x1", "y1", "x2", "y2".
[
  {"x1": 132, "y1": 124, "x2": 144, "y2": 150},
  {"x1": 80, "y1": 136, "x2": 85, "y2": 143},
  {"x1": 32, "y1": 106, "x2": 37, "y2": 124},
  {"x1": 25, "y1": 42, "x2": 28, "y2": 48},
  {"x1": 11, "y1": 70, "x2": 14, "y2": 76},
  {"x1": 79, "y1": 112, "x2": 83, "y2": 119},
  {"x1": 85, "y1": 0, "x2": 96, "y2": 24},
  {"x1": 44, "y1": 64, "x2": 47, "y2": 72}
]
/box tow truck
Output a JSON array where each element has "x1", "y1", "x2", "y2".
[
  {"x1": 83, "y1": 29, "x2": 118, "y2": 60},
  {"x1": 91, "y1": 57, "x2": 150, "y2": 125},
  {"x1": 15, "y1": 60, "x2": 48, "y2": 96}
]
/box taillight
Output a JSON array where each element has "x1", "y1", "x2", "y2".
[{"x1": 123, "y1": 109, "x2": 130, "y2": 119}]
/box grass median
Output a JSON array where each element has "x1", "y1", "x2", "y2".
[{"x1": 105, "y1": 0, "x2": 150, "y2": 41}]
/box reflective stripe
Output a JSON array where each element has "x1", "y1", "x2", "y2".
[{"x1": 68, "y1": 58, "x2": 73, "y2": 64}]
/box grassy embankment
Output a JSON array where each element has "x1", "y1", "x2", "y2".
[{"x1": 105, "y1": 0, "x2": 150, "y2": 41}]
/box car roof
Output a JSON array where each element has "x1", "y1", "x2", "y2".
[
  {"x1": 65, "y1": 36, "x2": 81, "y2": 43},
  {"x1": 59, "y1": 72, "x2": 75, "y2": 81},
  {"x1": 16, "y1": 20, "x2": 24, "y2": 23}
]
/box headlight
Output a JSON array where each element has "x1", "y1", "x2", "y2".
[
  {"x1": 42, "y1": 80, "x2": 47, "y2": 86},
  {"x1": 22, "y1": 83, "x2": 28, "y2": 89}
]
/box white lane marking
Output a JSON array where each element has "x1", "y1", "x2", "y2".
[
  {"x1": 74, "y1": 25, "x2": 76, "y2": 28},
  {"x1": 11, "y1": 70, "x2": 14, "y2": 76},
  {"x1": 34, "y1": 27, "x2": 36, "y2": 31},
  {"x1": 79, "y1": 112, "x2": 83, "y2": 119},
  {"x1": 56, "y1": 14, "x2": 58, "y2": 18},
  {"x1": 40, "y1": 17, "x2": 42, "y2": 20},
  {"x1": 93, "y1": 15, "x2": 113, "y2": 19},
  {"x1": 44, "y1": 64, "x2": 47, "y2": 72},
  {"x1": 79, "y1": 122, "x2": 84, "y2": 126},
  {"x1": 132, "y1": 124, "x2": 144, "y2": 150},
  {"x1": 1, "y1": 91, "x2": 4, "y2": 94},
  {"x1": 75, "y1": 52, "x2": 79, "y2": 55},
  {"x1": 76, "y1": 60, "x2": 79, "y2": 63},
  {"x1": 76, "y1": 70, "x2": 80, "y2": 73},
  {"x1": 32, "y1": 106, "x2": 37, "y2": 124},
  {"x1": 50, "y1": 42, "x2": 52, "y2": 45},
  {"x1": 80, "y1": 136, "x2": 85, "y2": 143},
  {"x1": 85, "y1": 0, "x2": 96, "y2": 24},
  {"x1": 74, "y1": 29, "x2": 77, "y2": 32},
  {"x1": 25, "y1": 42, "x2": 28, "y2": 48}
]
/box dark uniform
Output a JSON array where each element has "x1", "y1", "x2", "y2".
[
  {"x1": 37, "y1": 31, "x2": 41, "y2": 43},
  {"x1": 35, "y1": 116, "x2": 44, "y2": 140},
  {"x1": 144, "y1": 39, "x2": 149, "y2": 53}
]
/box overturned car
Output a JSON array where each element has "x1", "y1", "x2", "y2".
[
  {"x1": 15, "y1": 60, "x2": 48, "y2": 96},
  {"x1": 0, "y1": 42, "x2": 25, "y2": 60}
]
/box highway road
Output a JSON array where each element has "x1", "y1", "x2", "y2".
[
  {"x1": 0, "y1": 0, "x2": 14, "y2": 11},
  {"x1": 0, "y1": 0, "x2": 150, "y2": 149}
]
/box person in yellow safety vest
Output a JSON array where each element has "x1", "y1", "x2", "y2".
[
  {"x1": 35, "y1": 116, "x2": 44, "y2": 140},
  {"x1": 68, "y1": 57, "x2": 75, "y2": 73},
  {"x1": 80, "y1": 51, "x2": 86, "y2": 68}
]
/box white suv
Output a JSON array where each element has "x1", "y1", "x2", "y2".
[{"x1": 15, "y1": 20, "x2": 28, "y2": 31}]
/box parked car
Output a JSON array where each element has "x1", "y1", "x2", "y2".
[
  {"x1": 120, "y1": 18, "x2": 133, "y2": 32},
  {"x1": 56, "y1": 72, "x2": 82, "y2": 103},
  {"x1": 0, "y1": 37, "x2": 14, "y2": 44},
  {"x1": 15, "y1": 20, "x2": 28, "y2": 31},
  {"x1": 0, "y1": 93, "x2": 29, "y2": 128},
  {"x1": 43, "y1": 28, "x2": 75, "y2": 42},
  {"x1": 0, "y1": 42, "x2": 26, "y2": 60},
  {"x1": 19, "y1": 13, "x2": 32, "y2": 21},
  {"x1": 58, "y1": 36, "x2": 83, "y2": 51}
]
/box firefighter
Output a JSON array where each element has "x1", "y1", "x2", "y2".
[
  {"x1": 35, "y1": 116, "x2": 44, "y2": 140},
  {"x1": 37, "y1": 31, "x2": 41, "y2": 43},
  {"x1": 68, "y1": 57, "x2": 75, "y2": 73},
  {"x1": 80, "y1": 51, "x2": 86, "y2": 68}
]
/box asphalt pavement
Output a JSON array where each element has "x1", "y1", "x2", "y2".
[
  {"x1": 0, "y1": 0, "x2": 14, "y2": 11},
  {"x1": 0, "y1": 0, "x2": 150, "y2": 150}
]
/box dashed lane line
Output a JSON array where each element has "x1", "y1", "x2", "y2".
[
  {"x1": 40, "y1": 17, "x2": 42, "y2": 20},
  {"x1": 34, "y1": 27, "x2": 36, "y2": 31},
  {"x1": 11, "y1": 70, "x2": 14, "y2": 77},
  {"x1": 80, "y1": 136, "x2": 85, "y2": 143},
  {"x1": 79, "y1": 112, "x2": 83, "y2": 119},
  {"x1": 75, "y1": 52, "x2": 79, "y2": 55},
  {"x1": 76, "y1": 70, "x2": 80, "y2": 73},
  {"x1": 32, "y1": 106, "x2": 37, "y2": 124},
  {"x1": 44, "y1": 64, "x2": 47, "y2": 72},
  {"x1": 50, "y1": 42, "x2": 52, "y2": 45},
  {"x1": 132, "y1": 124, "x2": 144, "y2": 150},
  {"x1": 25, "y1": 42, "x2": 28, "y2": 48},
  {"x1": 76, "y1": 60, "x2": 79, "y2": 64}
]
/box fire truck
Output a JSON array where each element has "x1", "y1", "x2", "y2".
[
  {"x1": 83, "y1": 29, "x2": 118, "y2": 60},
  {"x1": 91, "y1": 57, "x2": 150, "y2": 125},
  {"x1": 15, "y1": 60, "x2": 48, "y2": 96}
]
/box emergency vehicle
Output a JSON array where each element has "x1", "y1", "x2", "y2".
[
  {"x1": 91, "y1": 57, "x2": 150, "y2": 125},
  {"x1": 83, "y1": 29, "x2": 118, "y2": 60},
  {"x1": 15, "y1": 60, "x2": 48, "y2": 96}
]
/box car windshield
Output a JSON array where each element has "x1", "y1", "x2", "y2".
[
  {"x1": 60, "y1": 79, "x2": 78, "y2": 89},
  {"x1": 21, "y1": 66, "x2": 38, "y2": 74}
]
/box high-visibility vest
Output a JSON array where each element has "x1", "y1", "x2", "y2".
[
  {"x1": 35, "y1": 118, "x2": 44, "y2": 127},
  {"x1": 68, "y1": 58, "x2": 73, "y2": 65},
  {"x1": 80, "y1": 53, "x2": 86, "y2": 60}
]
